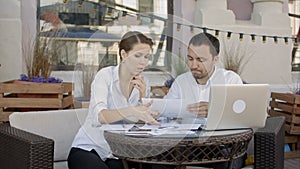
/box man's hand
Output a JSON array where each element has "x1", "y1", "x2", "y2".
[{"x1": 187, "y1": 102, "x2": 209, "y2": 117}]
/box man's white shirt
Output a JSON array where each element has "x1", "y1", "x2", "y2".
[{"x1": 164, "y1": 66, "x2": 243, "y2": 104}]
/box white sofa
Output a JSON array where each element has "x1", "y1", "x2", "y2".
[
  {"x1": 0, "y1": 109, "x2": 285, "y2": 169},
  {"x1": 4, "y1": 108, "x2": 88, "y2": 169}
]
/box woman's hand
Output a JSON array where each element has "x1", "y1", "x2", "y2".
[
  {"x1": 123, "y1": 101, "x2": 160, "y2": 125},
  {"x1": 131, "y1": 76, "x2": 146, "y2": 99},
  {"x1": 187, "y1": 102, "x2": 209, "y2": 117}
]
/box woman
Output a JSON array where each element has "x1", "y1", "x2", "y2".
[{"x1": 68, "y1": 31, "x2": 160, "y2": 169}]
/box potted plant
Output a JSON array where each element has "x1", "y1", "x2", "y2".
[
  {"x1": 0, "y1": 33, "x2": 73, "y2": 121},
  {"x1": 220, "y1": 37, "x2": 255, "y2": 78},
  {"x1": 22, "y1": 32, "x2": 59, "y2": 82},
  {"x1": 73, "y1": 63, "x2": 99, "y2": 108}
]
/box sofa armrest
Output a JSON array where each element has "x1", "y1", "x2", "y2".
[
  {"x1": 0, "y1": 123, "x2": 54, "y2": 169},
  {"x1": 254, "y1": 116, "x2": 285, "y2": 169}
]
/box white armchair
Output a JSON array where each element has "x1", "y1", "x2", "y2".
[{"x1": 0, "y1": 108, "x2": 88, "y2": 169}]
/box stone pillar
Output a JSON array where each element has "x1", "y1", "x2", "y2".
[
  {"x1": 194, "y1": 0, "x2": 235, "y2": 25},
  {"x1": 251, "y1": 0, "x2": 290, "y2": 27},
  {"x1": 0, "y1": 0, "x2": 22, "y2": 82}
]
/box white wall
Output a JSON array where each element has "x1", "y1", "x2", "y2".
[
  {"x1": 0, "y1": 0, "x2": 36, "y2": 82},
  {"x1": 0, "y1": 0, "x2": 296, "y2": 93},
  {"x1": 21, "y1": 0, "x2": 37, "y2": 73},
  {"x1": 0, "y1": 0, "x2": 22, "y2": 82},
  {"x1": 173, "y1": 0, "x2": 293, "y2": 85}
]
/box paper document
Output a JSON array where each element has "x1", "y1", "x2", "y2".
[
  {"x1": 124, "y1": 120, "x2": 201, "y2": 136},
  {"x1": 100, "y1": 124, "x2": 135, "y2": 131},
  {"x1": 142, "y1": 98, "x2": 195, "y2": 118},
  {"x1": 101, "y1": 118, "x2": 206, "y2": 136}
]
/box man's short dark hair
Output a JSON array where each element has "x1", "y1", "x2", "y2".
[{"x1": 188, "y1": 33, "x2": 220, "y2": 57}]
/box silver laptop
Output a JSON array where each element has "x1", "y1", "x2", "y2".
[
  {"x1": 143, "y1": 84, "x2": 270, "y2": 130},
  {"x1": 203, "y1": 84, "x2": 270, "y2": 130}
]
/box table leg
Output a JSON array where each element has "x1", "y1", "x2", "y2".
[
  {"x1": 228, "y1": 159, "x2": 233, "y2": 169},
  {"x1": 122, "y1": 159, "x2": 129, "y2": 169}
]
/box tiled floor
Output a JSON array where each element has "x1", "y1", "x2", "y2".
[{"x1": 284, "y1": 158, "x2": 300, "y2": 169}]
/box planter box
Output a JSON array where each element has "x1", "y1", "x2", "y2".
[
  {"x1": 74, "y1": 97, "x2": 90, "y2": 108},
  {"x1": 269, "y1": 92, "x2": 300, "y2": 135},
  {"x1": 0, "y1": 80, "x2": 74, "y2": 122},
  {"x1": 284, "y1": 133, "x2": 300, "y2": 159},
  {"x1": 151, "y1": 86, "x2": 169, "y2": 98}
]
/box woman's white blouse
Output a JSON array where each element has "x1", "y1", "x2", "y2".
[{"x1": 71, "y1": 65, "x2": 149, "y2": 161}]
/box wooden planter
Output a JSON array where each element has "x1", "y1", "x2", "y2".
[
  {"x1": 269, "y1": 92, "x2": 300, "y2": 135},
  {"x1": 151, "y1": 86, "x2": 169, "y2": 98},
  {"x1": 285, "y1": 133, "x2": 300, "y2": 158},
  {"x1": 0, "y1": 80, "x2": 74, "y2": 122},
  {"x1": 269, "y1": 92, "x2": 300, "y2": 158}
]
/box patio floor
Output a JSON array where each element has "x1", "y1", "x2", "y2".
[{"x1": 285, "y1": 158, "x2": 300, "y2": 169}]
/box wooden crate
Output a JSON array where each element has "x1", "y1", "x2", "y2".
[
  {"x1": 74, "y1": 97, "x2": 90, "y2": 108},
  {"x1": 285, "y1": 134, "x2": 300, "y2": 159},
  {"x1": 151, "y1": 86, "x2": 169, "y2": 98},
  {"x1": 269, "y1": 92, "x2": 300, "y2": 135},
  {"x1": 0, "y1": 80, "x2": 74, "y2": 122}
]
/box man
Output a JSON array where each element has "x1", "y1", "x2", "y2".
[
  {"x1": 165, "y1": 32, "x2": 242, "y2": 117},
  {"x1": 162, "y1": 32, "x2": 244, "y2": 169}
]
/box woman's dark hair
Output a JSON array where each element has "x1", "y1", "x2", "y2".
[
  {"x1": 118, "y1": 31, "x2": 154, "y2": 60},
  {"x1": 188, "y1": 32, "x2": 220, "y2": 57}
]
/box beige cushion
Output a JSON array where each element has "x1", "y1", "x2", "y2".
[
  {"x1": 54, "y1": 161, "x2": 68, "y2": 169},
  {"x1": 9, "y1": 108, "x2": 88, "y2": 162}
]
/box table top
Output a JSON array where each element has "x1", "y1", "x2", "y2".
[{"x1": 104, "y1": 128, "x2": 253, "y2": 165}]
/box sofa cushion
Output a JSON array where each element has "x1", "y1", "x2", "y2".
[
  {"x1": 9, "y1": 108, "x2": 88, "y2": 162},
  {"x1": 54, "y1": 161, "x2": 68, "y2": 169}
]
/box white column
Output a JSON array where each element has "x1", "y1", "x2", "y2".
[
  {"x1": 0, "y1": 0, "x2": 22, "y2": 82},
  {"x1": 196, "y1": 0, "x2": 227, "y2": 10},
  {"x1": 194, "y1": 0, "x2": 235, "y2": 25},
  {"x1": 251, "y1": 0, "x2": 290, "y2": 27}
]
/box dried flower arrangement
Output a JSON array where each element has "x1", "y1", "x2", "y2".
[
  {"x1": 220, "y1": 37, "x2": 255, "y2": 75},
  {"x1": 81, "y1": 64, "x2": 98, "y2": 98},
  {"x1": 290, "y1": 74, "x2": 300, "y2": 95},
  {"x1": 294, "y1": 83, "x2": 300, "y2": 95},
  {"x1": 22, "y1": 32, "x2": 60, "y2": 83}
]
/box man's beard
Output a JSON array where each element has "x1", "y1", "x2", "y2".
[
  {"x1": 193, "y1": 73, "x2": 208, "y2": 80},
  {"x1": 191, "y1": 69, "x2": 208, "y2": 80}
]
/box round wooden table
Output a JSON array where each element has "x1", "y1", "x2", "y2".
[{"x1": 104, "y1": 128, "x2": 253, "y2": 169}]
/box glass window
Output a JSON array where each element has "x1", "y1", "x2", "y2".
[
  {"x1": 38, "y1": 0, "x2": 172, "y2": 71},
  {"x1": 289, "y1": 0, "x2": 300, "y2": 70}
]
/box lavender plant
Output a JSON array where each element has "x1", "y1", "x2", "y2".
[{"x1": 20, "y1": 74, "x2": 62, "y2": 83}]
